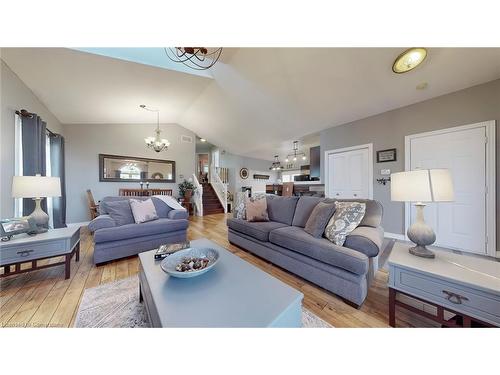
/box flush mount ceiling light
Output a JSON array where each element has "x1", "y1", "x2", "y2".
[
  {"x1": 200, "y1": 138, "x2": 207, "y2": 142},
  {"x1": 164, "y1": 47, "x2": 223, "y2": 70},
  {"x1": 141, "y1": 105, "x2": 170, "y2": 153},
  {"x1": 392, "y1": 48, "x2": 428, "y2": 74},
  {"x1": 284, "y1": 141, "x2": 307, "y2": 163},
  {"x1": 269, "y1": 155, "x2": 283, "y2": 171}
]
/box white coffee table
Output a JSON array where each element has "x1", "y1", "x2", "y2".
[
  {"x1": 138, "y1": 238, "x2": 304, "y2": 327},
  {"x1": 388, "y1": 241, "x2": 500, "y2": 327}
]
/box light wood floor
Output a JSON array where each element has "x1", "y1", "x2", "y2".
[{"x1": 0, "y1": 213, "x2": 438, "y2": 328}]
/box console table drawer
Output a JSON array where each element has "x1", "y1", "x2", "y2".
[
  {"x1": 0, "y1": 240, "x2": 66, "y2": 265},
  {"x1": 394, "y1": 268, "x2": 500, "y2": 324}
]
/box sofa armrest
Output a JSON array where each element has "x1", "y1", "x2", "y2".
[
  {"x1": 167, "y1": 209, "x2": 188, "y2": 220},
  {"x1": 344, "y1": 226, "x2": 384, "y2": 257},
  {"x1": 88, "y1": 215, "x2": 116, "y2": 233}
]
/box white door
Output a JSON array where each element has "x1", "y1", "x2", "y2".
[
  {"x1": 327, "y1": 146, "x2": 372, "y2": 199},
  {"x1": 408, "y1": 127, "x2": 486, "y2": 254}
]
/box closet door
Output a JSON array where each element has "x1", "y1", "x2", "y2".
[
  {"x1": 408, "y1": 126, "x2": 486, "y2": 254},
  {"x1": 327, "y1": 146, "x2": 371, "y2": 199}
]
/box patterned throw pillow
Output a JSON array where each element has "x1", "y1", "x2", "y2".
[
  {"x1": 233, "y1": 192, "x2": 267, "y2": 220},
  {"x1": 324, "y1": 201, "x2": 366, "y2": 246},
  {"x1": 130, "y1": 198, "x2": 159, "y2": 224},
  {"x1": 245, "y1": 195, "x2": 269, "y2": 222}
]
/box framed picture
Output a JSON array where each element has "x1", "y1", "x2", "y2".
[
  {"x1": 377, "y1": 148, "x2": 397, "y2": 163},
  {"x1": 239, "y1": 168, "x2": 249, "y2": 179},
  {"x1": 0, "y1": 217, "x2": 37, "y2": 241}
]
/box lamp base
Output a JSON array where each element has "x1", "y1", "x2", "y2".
[
  {"x1": 409, "y1": 245, "x2": 435, "y2": 259},
  {"x1": 28, "y1": 198, "x2": 49, "y2": 233}
]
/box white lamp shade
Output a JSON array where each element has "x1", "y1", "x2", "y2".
[
  {"x1": 12, "y1": 175, "x2": 62, "y2": 198},
  {"x1": 391, "y1": 169, "x2": 454, "y2": 203}
]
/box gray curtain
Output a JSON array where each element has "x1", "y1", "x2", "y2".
[
  {"x1": 50, "y1": 134, "x2": 66, "y2": 228},
  {"x1": 21, "y1": 113, "x2": 47, "y2": 216}
]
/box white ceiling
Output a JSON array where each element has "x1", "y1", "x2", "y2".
[{"x1": 2, "y1": 48, "x2": 500, "y2": 161}]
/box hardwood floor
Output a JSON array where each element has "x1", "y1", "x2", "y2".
[{"x1": 0, "y1": 213, "x2": 437, "y2": 328}]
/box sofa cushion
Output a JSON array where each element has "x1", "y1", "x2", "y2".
[
  {"x1": 100, "y1": 196, "x2": 172, "y2": 218},
  {"x1": 324, "y1": 201, "x2": 366, "y2": 246},
  {"x1": 304, "y1": 201, "x2": 336, "y2": 237},
  {"x1": 105, "y1": 200, "x2": 135, "y2": 226},
  {"x1": 93, "y1": 218, "x2": 189, "y2": 243},
  {"x1": 227, "y1": 218, "x2": 287, "y2": 242},
  {"x1": 269, "y1": 226, "x2": 369, "y2": 275},
  {"x1": 130, "y1": 198, "x2": 159, "y2": 224},
  {"x1": 266, "y1": 195, "x2": 299, "y2": 225},
  {"x1": 292, "y1": 196, "x2": 324, "y2": 227},
  {"x1": 344, "y1": 226, "x2": 384, "y2": 257}
]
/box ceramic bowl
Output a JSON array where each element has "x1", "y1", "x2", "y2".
[{"x1": 160, "y1": 247, "x2": 219, "y2": 278}]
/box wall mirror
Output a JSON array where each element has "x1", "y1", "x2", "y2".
[{"x1": 99, "y1": 154, "x2": 176, "y2": 183}]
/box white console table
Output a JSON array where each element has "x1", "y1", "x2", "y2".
[
  {"x1": 388, "y1": 242, "x2": 500, "y2": 327},
  {"x1": 0, "y1": 226, "x2": 81, "y2": 280}
]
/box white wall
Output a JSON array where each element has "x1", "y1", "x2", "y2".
[
  {"x1": 1, "y1": 60, "x2": 64, "y2": 218},
  {"x1": 64, "y1": 123, "x2": 196, "y2": 223}
]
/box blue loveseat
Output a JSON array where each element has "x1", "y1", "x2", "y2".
[{"x1": 88, "y1": 196, "x2": 189, "y2": 264}]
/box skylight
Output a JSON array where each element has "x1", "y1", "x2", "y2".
[{"x1": 72, "y1": 48, "x2": 214, "y2": 78}]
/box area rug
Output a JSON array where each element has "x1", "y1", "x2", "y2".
[{"x1": 74, "y1": 275, "x2": 332, "y2": 328}]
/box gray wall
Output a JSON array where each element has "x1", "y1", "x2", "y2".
[
  {"x1": 1, "y1": 60, "x2": 64, "y2": 218},
  {"x1": 320, "y1": 79, "x2": 500, "y2": 248},
  {"x1": 217, "y1": 149, "x2": 278, "y2": 196},
  {"x1": 64, "y1": 123, "x2": 196, "y2": 223}
]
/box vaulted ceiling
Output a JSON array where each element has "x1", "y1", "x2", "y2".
[{"x1": 2, "y1": 47, "x2": 500, "y2": 160}]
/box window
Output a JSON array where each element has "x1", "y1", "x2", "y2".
[
  {"x1": 120, "y1": 164, "x2": 141, "y2": 180},
  {"x1": 281, "y1": 171, "x2": 300, "y2": 183}
]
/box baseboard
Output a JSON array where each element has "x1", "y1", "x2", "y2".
[
  {"x1": 67, "y1": 221, "x2": 90, "y2": 227},
  {"x1": 384, "y1": 232, "x2": 405, "y2": 241}
]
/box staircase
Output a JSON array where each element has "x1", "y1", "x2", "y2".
[{"x1": 201, "y1": 183, "x2": 225, "y2": 215}]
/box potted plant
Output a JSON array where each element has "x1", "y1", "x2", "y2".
[{"x1": 178, "y1": 180, "x2": 196, "y2": 201}]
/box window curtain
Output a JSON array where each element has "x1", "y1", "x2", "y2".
[
  {"x1": 20, "y1": 112, "x2": 47, "y2": 216},
  {"x1": 49, "y1": 133, "x2": 67, "y2": 228}
]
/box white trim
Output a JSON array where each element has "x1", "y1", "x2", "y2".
[
  {"x1": 67, "y1": 221, "x2": 90, "y2": 227},
  {"x1": 404, "y1": 120, "x2": 496, "y2": 257},
  {"x1": 384, "y1": 232, "x2": 406, "y2": 241},
  {"x1": 324, "y1": 143, "x2": 373, "y2": 199}
]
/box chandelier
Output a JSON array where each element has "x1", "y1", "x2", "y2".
[
  {"x1": 269, "y1": 155, "x2": 283, "y2": 171},
  {"x1": 164, "y1": 47, "x2": 223, "y2": 70},
  {"x1": 284, "y1": 141, "x2": 307, "y2": 162},
  {"x1": 141, "y1": 105, "x2": 170, "y2": 153}
]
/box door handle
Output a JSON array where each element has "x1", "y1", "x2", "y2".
[
  {"x1": 17, "y1": 250, "x2": 34, "y2": 257},
  {"x1": 442, "y1": 290, "x2": 469, "y2": 304}
]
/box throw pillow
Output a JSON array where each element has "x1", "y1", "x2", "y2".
[
  {"x1": 105, "y1": 200, "x2": 135, "y2": 227},
  {"x1": 245, "y1": 195, "x2": 269, "y2": 222},
  {"x1": 234, "y1": 192, "x2": 247, "y2": 220},
  {"x1": 130, "y1": 198, "x2": 159, "y2": 224},
  {"x1": 324, "y1": 201, "x2": 366, "y2": 246},
  {"x1": 304, "y1": 202, "x2": 336, "y2": 238}
]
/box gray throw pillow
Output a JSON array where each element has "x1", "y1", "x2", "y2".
[
  {"x1": 304, "y1": 202, "x2": 336, "y2": 238},
  {"x1": 324, "y1": 202, "x2": 366, "y2": 246},
  {"x1": 105, "y1": 200, "x2": 135, "y2": 227}
]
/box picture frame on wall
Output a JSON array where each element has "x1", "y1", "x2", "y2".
[{"x1": 376, "y1": 148, "x2": 397, "y2": 163}]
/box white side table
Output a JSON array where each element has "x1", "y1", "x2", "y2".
[
  {"x1": 0, "y1": 226, "x2": 81, "y2": 279},
  {"x1": 388, "y1": 242, "x2": 500, "y2": 327}
]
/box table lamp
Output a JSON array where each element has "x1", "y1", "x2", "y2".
[
  {"x1": 12, "y1": 174, "x2": 62, "y2": 233},
  {"x1": 391, "y1": 169, "x2": 454, "y2": 258}
]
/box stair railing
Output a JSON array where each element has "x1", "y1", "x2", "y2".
[
  {"x1": 192, "y1": 173, "x2": 203, "y2": 216},
  {"x1": 210, "y1": 165, "x2": 228, "y2": 213}
]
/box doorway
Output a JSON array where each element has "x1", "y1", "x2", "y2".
[
  {"x1": 405, "y1": 121, "x2": 496, "y2": 256},
  {"x1": 197, "y1": 153, "x2": 209, "y2": 183},
  {"x1": 324, "y1": 143, "x2": 373, "y2": 200}
]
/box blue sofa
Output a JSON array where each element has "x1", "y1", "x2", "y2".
[
  {"x1": 88, "y1": 196, "x2": 189, "y2": 264},
  {"x1": 227, "y1": 195, "x2": 384, "y2": 306}
]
